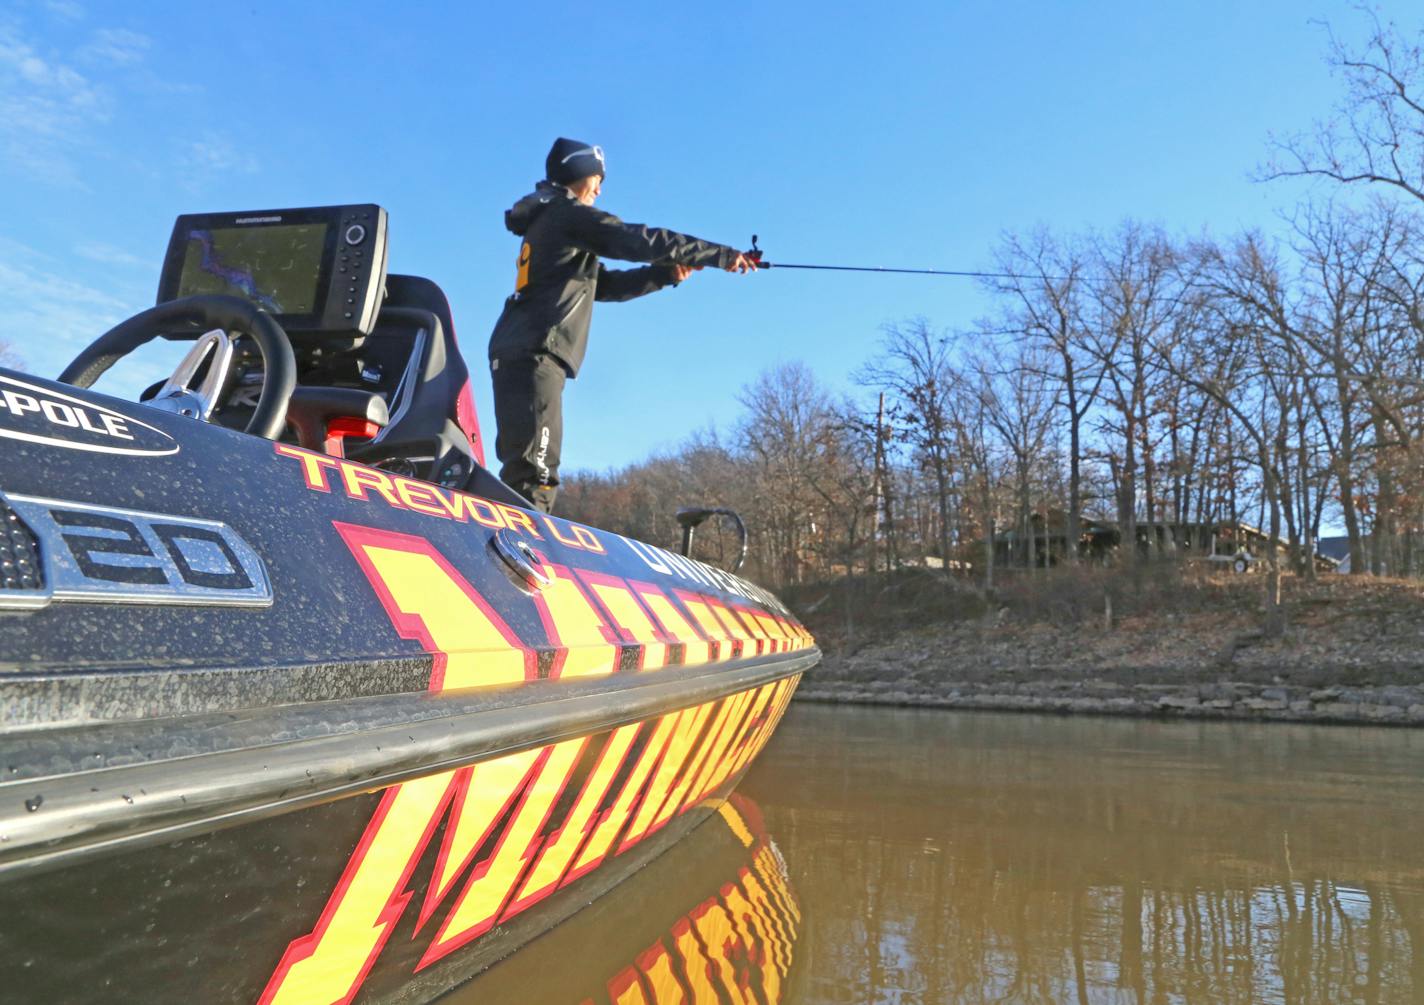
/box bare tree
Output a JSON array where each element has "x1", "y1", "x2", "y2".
[
  {"x1": 736, "y1": 361, "x2": 838, "y2": 586},
  {"x1": 992, "y1": 228, "x2": 1105, "y2": 564},
  {"x1": 1169, "y1": 237, "x2": 1305, "y2": 634},
  {"x1": 944, "y1": 361, "x2": 1000, "y2": 590},
  {"x1": 857, "y1": 319, "x2": 959, "y2": 569},
  {"x1": 974, "y1": 340, "x2": 1058, "y2": 571},
  {"x1": 1290, "y1": 200, "x2": 1390, "y2": 573},
  {"x1": 1087, "y1": 222, "x2": 1179, "y2": 564},
  {"x1": 1266, "y1": 10, "x2": 1424, "y2": 205}
]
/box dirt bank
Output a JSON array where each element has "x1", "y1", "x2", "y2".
[{"x1": 785, "y1": 568, "x2": 1424, "y2": 725}]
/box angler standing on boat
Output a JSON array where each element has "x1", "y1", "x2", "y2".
[{"x1": 488, "y1": 137, "x2": 758, "y2": 513}]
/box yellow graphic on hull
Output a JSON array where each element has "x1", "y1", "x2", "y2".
[{"x1": 258, "y1": 523, "x2": 807, "y2": 1005}]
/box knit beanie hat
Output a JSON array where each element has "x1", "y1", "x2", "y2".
[{"x1": 546, "y1": 137, "x2": 606, "y2": 185}]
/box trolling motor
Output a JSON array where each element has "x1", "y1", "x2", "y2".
[{"x1": 676, "y1": 506, "x2": 748, "y2": 574}]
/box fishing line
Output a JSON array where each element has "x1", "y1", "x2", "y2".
[
  {"x1": 748, "y1": 236, "x2": 1078, "y2": 283},
  {"x1": 761, "y1": 261, "x2": 1080, "y2": 282}
]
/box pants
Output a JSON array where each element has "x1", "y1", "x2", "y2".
[{"x1": 491, "y1": 353, "x2": 565, "y2": 513}]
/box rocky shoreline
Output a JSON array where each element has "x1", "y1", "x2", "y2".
[{"x1": 793, "y1": 675, "x2": 1424, "y2": 725}]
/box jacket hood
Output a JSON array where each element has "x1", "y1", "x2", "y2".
[{"x1": 505, "y1": 181, "x2": 572, "y2": 236}]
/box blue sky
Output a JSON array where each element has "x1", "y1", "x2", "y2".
[{"x1": 0, "y1": 1, "x2": 1411, "y2": 472}]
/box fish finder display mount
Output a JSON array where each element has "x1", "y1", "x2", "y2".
[{"x1": 156, "y1": 204, "x2": 388, "y2": 337}]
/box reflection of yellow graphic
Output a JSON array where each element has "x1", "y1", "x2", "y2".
[
  {"x1": 598, "y1": 797, "x2": 800, "y2": 1005},
  {"x1": 717, "y1": 800, "x2": 756, "y2": 847},
  {"x1": 260, "y1": 524, "x2": 805, "y2": 1005},
  {"x1": 516, "y1": 241, "x2": 532, "y2": 292}
]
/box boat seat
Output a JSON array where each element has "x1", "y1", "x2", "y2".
[{"x1": 339, "y1": 275, "x2": 530, "y2": 508}]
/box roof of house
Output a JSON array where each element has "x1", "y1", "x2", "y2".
[{"x1": 1315, "y1": 536, "x2": 1354, "y2": 562}]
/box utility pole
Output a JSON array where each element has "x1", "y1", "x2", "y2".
[
  {"x1": 872, "y1": 392, "x2": 899, "y2": 575},
  {"x1": 869, "y1": 394, "x2": 880, "y2": 578}
]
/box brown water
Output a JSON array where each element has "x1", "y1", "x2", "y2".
[
  {"x1": 458, "y1": 703, "x2": 1424, "y2": 1004},
  {"x1": 740, "y1": 703, "x2": 1424, "y2": 1004}
]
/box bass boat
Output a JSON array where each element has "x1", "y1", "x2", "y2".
[{"x1": 0, "y1": 203, "x2": 815, "y2": 1004}]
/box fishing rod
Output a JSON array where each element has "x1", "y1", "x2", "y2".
[{"x1": 745, "y1": 235, "x2": 1077, "y2": 283}]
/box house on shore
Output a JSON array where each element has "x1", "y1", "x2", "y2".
[
  {"x1": 989, "y1": 511, "x2": 1337, "y2": 571},
  {"x1": 1315, "y1": 536, "x2": 1356, "y2": 573}
]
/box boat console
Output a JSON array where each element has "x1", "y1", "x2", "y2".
[
  {"x1": 157, "y1": 204, "x2": 389, "y2": 337},
  {"x1": 146, "y1": 203, "x2": 522, "y2": 503}
]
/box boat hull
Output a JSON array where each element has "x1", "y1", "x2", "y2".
[
  {"x1": 0, "y1": 682, "x2": 799, "y2": 1003},
  {"x1": 0, "y1": 368, "x2": 815, "y2": 1003}
]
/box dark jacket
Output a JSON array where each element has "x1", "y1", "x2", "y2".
[{"x1": 487, "y1": 182, "x2": 738, "y2": 376}]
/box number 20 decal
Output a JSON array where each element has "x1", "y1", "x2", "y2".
[
  {"x1": 260, "y1": 525, "x2": 804, "y2": 1005},
  {"x1": 0, "y1": 494, "x2": 272, "y2": 610}
]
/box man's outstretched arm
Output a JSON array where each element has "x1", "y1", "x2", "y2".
[
  {"x1": 570, "y1": 205, "x2": 754, "y2": 271},
  {"x1": 594, "y1": 263, "x2": 686, "y2": 302}
]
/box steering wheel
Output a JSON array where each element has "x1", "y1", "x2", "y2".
[{"x1": 58, "y1": 295, "x2": 298, "y2": 440}]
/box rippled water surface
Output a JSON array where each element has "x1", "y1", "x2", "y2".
[
  {"x1": 738, "y1": 703, "x2": 1424, "y2": 1004},
  {"x1": 454, "y1": 703, "x2": 1423, "y2": 1003}
]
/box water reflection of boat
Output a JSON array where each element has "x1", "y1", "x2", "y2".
[
  {"x1": 0, "y1": 203, "x2": 815, "y2": 1004},
  {"x1": 450, "y1": 794, "x2": 801, "y2": 1004}
]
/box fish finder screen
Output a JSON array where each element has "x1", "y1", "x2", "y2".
[{"x1": 175, "y1": 223, "x2": 328, "y2": 315}]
